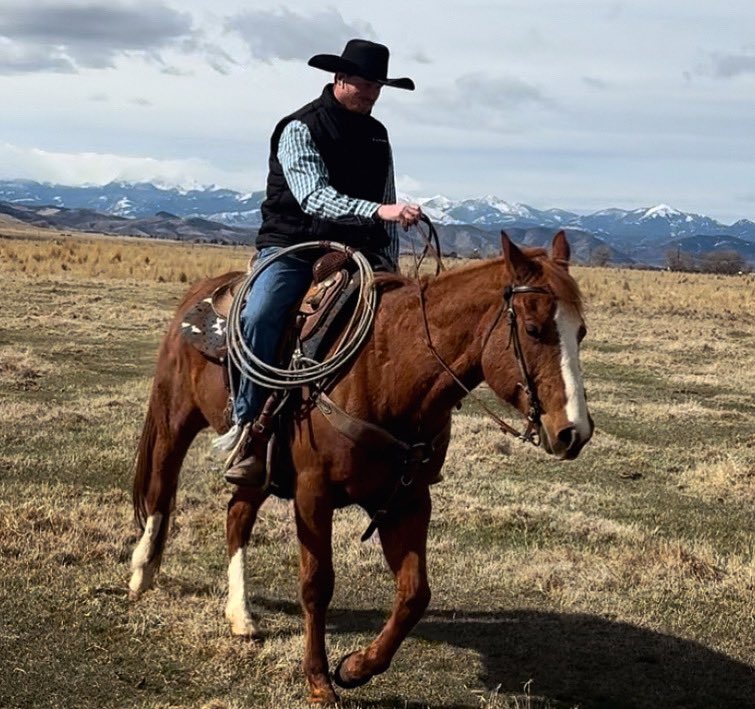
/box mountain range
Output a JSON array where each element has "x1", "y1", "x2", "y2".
[{"x1": 1, "y1": 179, "x2": 754, "y2": 267}]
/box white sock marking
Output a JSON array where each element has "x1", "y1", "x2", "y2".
[
  {"x1": 129, "y1": 512, "x2": 162, "y2": 594},
  {"x1": 226, "y1": 546, "x2": 256, "y2": 635}
]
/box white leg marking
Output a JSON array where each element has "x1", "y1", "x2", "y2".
[
  {"x1": 129, "y1": 512, "x2": 162, "y2": 596},
  {"x1": 225, "y1": 546, "x2": 259, "y2": 637},
  {"x1": 555, "y1": 305, "x2": 591, "y2": 439}
]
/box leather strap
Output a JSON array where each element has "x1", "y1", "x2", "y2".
[
  {"x1": 314, "y1": 391, "x2": 449, "y2": 465},
  {"x1": 313, "y1": 390, "x2": 451, "y2": 541}
]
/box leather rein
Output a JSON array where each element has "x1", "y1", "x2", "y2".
[
  {"x1": 409, "y1": 213, "x2": 548, "y2": 443},
  {"x1": 416, "y1": 278, "x2": 550, "y2": 446}
]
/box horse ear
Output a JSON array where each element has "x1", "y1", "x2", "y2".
[
  {"x1": 501, "y1": 231, "x2": 535, "y2": 280},
  {"x1": 551, "y1": 230, "x2": 570, "y2": 270}
]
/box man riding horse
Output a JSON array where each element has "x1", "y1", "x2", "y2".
[{"x1": 219, "y1": 39, "x2": 423, "y2": 486}]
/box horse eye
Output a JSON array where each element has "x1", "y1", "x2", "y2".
[
  {"x1": 525, "y1": 323, "x2": 541, "y2": 339},
  {"x1": 577, "y1": 324, "x2": 587, "y2": 343}
]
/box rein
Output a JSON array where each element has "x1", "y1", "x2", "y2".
[
  {"x1": 411, "y1": 214, "x2": 445, "y2": 277},
  {"x1": 416, "y1": 277, "x2": 550, "y2": 446}
]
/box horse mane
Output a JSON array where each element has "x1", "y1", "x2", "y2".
[{"x1": 380, "y1": 251, "x2": 583, "y2": 314}]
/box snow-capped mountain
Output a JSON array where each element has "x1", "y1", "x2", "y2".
[
  {"x1": 0, "y1": 179, "x2": 265, "y2": 223},
  {"x1": 416, "y1": 194, "x2": 569, "y2": 228},
  {"x1": 1, "y1": 180, "x2": 754, "y2": 265}
]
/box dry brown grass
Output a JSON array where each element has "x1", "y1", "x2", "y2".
[
  {"x1": 1, "y1": 230, "x2": 753, "y2": 709},
  {"x1": 0, "y1": 225, "x2": 251, "y2": 282}
]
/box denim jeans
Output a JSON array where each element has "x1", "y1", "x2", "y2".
[{"x1": 232, "y1": 246, "x2": 314, "y2": 423}]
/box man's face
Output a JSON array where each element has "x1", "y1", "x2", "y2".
[{"x1": 334, "y1": 74, "x2": 382, "y2": 114}]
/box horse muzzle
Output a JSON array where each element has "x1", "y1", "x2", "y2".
[{"x1": 539, "y1": 415, "x2": 594, "y2": 460}]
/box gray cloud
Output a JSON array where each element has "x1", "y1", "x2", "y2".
[
  {"x1": 0, "y1": 1, "x2": 221, "y2": 74},
  {"x1": 160, "y1": 65, "x2": 194, "y2": 77},
  {"x1": 0, "y1": 38, "x2": 76, "y2": 74},
  {"x1": 582, "y1": 76, "x2": 608, "y2": 90},
  {"x1": 706, "y1": 52, "x2": 755, "y2": 78},
  {"x1": 438, "y1": 73, "x2": 550, "y2": 110},
  {"x1": 228, "y1": 7, "x2": 375, "y2": 62},
  {"x1": 411, "y1": 51, "x2": 432, "y2": 65},
  {"x1": 397, "y1": 73, "x2": 553, "y2": 133}
]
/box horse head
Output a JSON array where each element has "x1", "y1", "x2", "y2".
[{"x1": 480, "y1": 231, "x2": 593, "y2": 460}]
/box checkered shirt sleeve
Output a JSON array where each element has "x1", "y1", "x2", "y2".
[{"x1": 278, "y1": 120, "x2": 399, "y2": 268}]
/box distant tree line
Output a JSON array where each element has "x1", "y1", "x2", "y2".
[{"x1": 665, "y1": 248, "x2": 751, "y2": 274}]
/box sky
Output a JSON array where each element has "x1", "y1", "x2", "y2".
[{"x1": 1, "y1": 0, "x2": 754, "y2": 224}]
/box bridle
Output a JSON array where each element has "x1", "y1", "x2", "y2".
[{"x1": 417, "y1": 279, "x2": 551, "y2": 446}]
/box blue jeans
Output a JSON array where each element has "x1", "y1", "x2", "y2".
[{"x1": 233, "y1": 246, "x2": 314, "y2": 423}]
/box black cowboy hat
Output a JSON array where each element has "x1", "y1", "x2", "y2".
[{"x1": 308, "y1": 39, "x2": 415, "y2": 91}]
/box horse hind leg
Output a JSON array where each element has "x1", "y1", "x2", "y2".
[
  {"x1": 129, "y1": 510, "x2": 166, "y2": 600},
  {"x1": 225, "y1": 486, "x2": 269, "y2": 638},
  {"x1": 129, "y1": 402, "x2": 203, "y2": 600}
]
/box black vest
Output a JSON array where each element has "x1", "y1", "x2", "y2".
[{"x1": 257, "y1": 85, "x2": 391, "y2": 251}]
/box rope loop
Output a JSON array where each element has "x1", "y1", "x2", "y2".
[{"x1": 225, "y1": 242, "x2": 377, "y2": 390}]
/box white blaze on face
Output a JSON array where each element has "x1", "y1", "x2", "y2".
[{"x1": 554, "y1": 304, "x2": 591, "y2": 439}]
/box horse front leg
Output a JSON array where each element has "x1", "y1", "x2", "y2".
[
  {"x1": 333, "y1": 487, "x2": 431, "y2": 690},
  {"x1": 225, "y1": 486, "x2": 269, "y2": 638},
  {"x1": 294, "y1": 477, "x2": 337, "y2": 704}
]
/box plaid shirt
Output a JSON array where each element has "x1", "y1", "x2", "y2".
[{"x1": 278, "y1": 119, "x2": 399, "y2": 268}]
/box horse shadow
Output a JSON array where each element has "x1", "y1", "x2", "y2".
[{"x1": 251, "y1": 597, "x2": 755, "y2": 709}]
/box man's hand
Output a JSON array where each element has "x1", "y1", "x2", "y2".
[{"x1": 376, "y1": 203, "x2": 423, "y2": 230}]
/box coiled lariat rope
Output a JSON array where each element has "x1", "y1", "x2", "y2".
[{"x1": 225, "y1": 241, "x2": 377, "y2": 390}]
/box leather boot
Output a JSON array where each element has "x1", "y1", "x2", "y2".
[{"x1": 224, "y1": 424, "x2": 269, "y2": 488}]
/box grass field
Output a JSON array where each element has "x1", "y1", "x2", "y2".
[{"x1": 1, "y1": 226, "x2": 753, "y2": 709}]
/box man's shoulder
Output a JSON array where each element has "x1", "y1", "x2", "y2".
[
  {"x1": 289, "y1": 94, "x2": 325, "y2": 122},
  {"x1": 270, "y1": 95, "x2": 322, "y2": 144}
]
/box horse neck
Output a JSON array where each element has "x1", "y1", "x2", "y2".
[{"x1": 375, "y1": 260, "x2": 507, "y2": 426}]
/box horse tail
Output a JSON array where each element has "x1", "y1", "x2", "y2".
[{"x1": 132, "y1": 399, "x2": 158, "y2": 532}]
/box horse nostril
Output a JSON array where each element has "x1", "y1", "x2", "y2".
[{"x1": 557, "y1": 427, "x2": 577, "y2": 447}]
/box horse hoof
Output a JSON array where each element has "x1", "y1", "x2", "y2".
[
  {"x1": 128, "y1": 589, "x2": 141, "y2": 602},
  {"x1": 308, "y1": 686, "x2": 339, "y2": 705},
  {"x1": 232, "y1": 625, "x2": 263, "y2": 642},
  {"x1": 332, "y1": 652, "x2": 371, "y2": 689}
]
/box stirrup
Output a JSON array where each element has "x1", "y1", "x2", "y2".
[{"x1": 222, "y1": 422, "x2": 252, "y2": 472}]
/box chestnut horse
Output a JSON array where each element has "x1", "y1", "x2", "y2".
[{"x1": 129, "y1": 231, "x2": 592, "y2": 704}]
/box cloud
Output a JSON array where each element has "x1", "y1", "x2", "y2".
[
  {"x1": 228, "y1": 7, "x2": 375, "y2": 62},
  {"x1": 0, "y1": 36, "x2": 75, "y2": 74},
  {"x1": 0, "y1": 142, "x2": 264, "y2": 192},
  {"x1": 410, "y1": 51, "x2": 432, "y2": 65},
  {"x1": 582, "y1": 76, "x2": 608, "y2": 90},
  {"x1": 395, "y1": 173, "x2": 423, "y2": 195},
  {"x1": 399, "y1": 72, "x2": 553, "y2": 133},
  {"x1": 0, "y1": 1, "x2": 226, "y2": 74},
  {"x1": 705, "y1": 52, "x2": 755, "y2": 79},
  {"x1": 160, "y1": 65, "x2": 193, "y2": 77}
]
